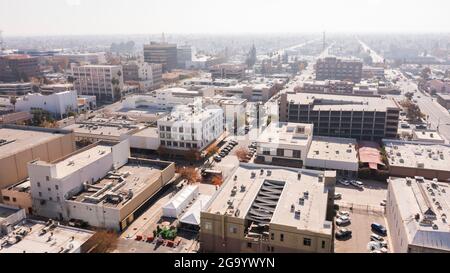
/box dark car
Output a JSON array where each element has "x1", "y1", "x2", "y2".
[
  {"x1": 213, "y1": 156, "x2": 222, "y2": 162},
  {"x1": 335, "y1": 228, "x2": 352, "y2": 240},
  {"x1": 415, "y1": 124, "x2": 427, "y2": 130},
  {"x1": 371, "y1": 222, "x2": 387, "y2": 236}
]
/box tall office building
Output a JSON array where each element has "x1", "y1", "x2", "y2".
[
  {"x1": 0, "y1": 55, "x2": 40, "y2": 82},
  {"x1": 143, "y1": 42, "x2": 177, "y2": 72},
  {"x1": 177, "y1": 45, "x2": 193, "y2": 69},
  {"x1": 315, "y1": 57, "x2": 363, "y2": 83},
  {"x1": 71, "y1": 65, "x2": 124, "y2": 102}
]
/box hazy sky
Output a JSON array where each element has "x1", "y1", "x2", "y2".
[{"x1": 1, "y1": 0, "x2": 450, "y2": 36}]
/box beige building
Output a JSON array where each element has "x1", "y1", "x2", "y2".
[
  {"x1": 0, "y1": 125, "x2": 75, "y2": 192},
  {"x1": 1, "y1": 179, "x2": 33, "y2": 214},
  {"x1": 200, "y1": 163, "x2": 336, "y2": 253},
  {"x1": 386, "y1": 177, "x2": 450, "y2": 253},
  {"x1": 383, "y1": 139, "x2": 450, "y2": 181}
]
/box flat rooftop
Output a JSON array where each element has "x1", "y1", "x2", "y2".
[
  {"x1": 0, "y1": 220, "x2": 94, "y2": 253},
  {"x1": 389, "y1": 177, "x2": 450, "y2": 251},
  {"x1": 286, "y1": 93, "x2": 399, "y2": 111},
  {"x1": 413, "y1": 130, "x2": 444, "y2": 142},
  {"x1": 257, "y1": 122, "x2": 313, "y2": 147},
  {"x1": 132, "y1": 127, "x2": 159, "y2": 138},
  {"x1": 206, "y1": 164, "x2": 333, "y2": 234},
  {"x1": 37, "y1": 143, "x2": 114, "y2": 178},
  {"x1": 307, "y1": 136, "x2": 358, "y2": 163},
  {"x1": 383, "y1": 140, "x2": 450, "y2": 172},
  {"x1": 0, "y1": 127, "x2": 67, "y2": 158},
  {"x1": 64, "y1": 123, "x2": 138, "y2": 137},
  {"x1": 0, "y1": 205, "x2": 21, "y2": 221},
  {"x1": 69, "y1": 159, "x2": 168, "y2": 209},
  {"x1": 160, "y1": 105, "x2": 222, "y2": 123}
]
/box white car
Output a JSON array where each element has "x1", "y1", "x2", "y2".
[
  {"x1": 338, "y1": 178, "x2": 350, "y2": 186},
  {"x1": 338, "y1": 211, "x2": 350, "y2": 217},
  {"x1": 370, "y1": 233, "x2": 384, "y2": 242},
  {"x1": 350, "y1": 180, "x2": 363, "y2": 188},
  {"x1": 336, "y1": 216, "x2": 351, "y2": 226}
]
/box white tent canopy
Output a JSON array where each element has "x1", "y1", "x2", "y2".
[
  {"x1": 180, "y1": 194, "x2": 212, "y2": 226},
  {"x1": 162, "y1": 185, "x2": 199, "y2": 218}
]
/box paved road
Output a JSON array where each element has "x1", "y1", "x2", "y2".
[
  {"x1": 391, "y1": 73, "x2": 450, "y2": 142},
  {"x1": 357, "y1": 38, "x2": 384, "y2": 63}
]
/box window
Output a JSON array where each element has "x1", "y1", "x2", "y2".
[
  {"x1": 180, "y1": 142, "x2": 185, "y2": 148},
  {"x1": 38, "y1": 192, "x2": 42, "y2": 197},
  {"x1": 3, "y1": 196, "x2": 10, "y2": 201},
  {"x1": 280, "y1": 234, "x2": 284, "y2": 242},
  {"x1": 229, "y1": 226, "x2": 237, "y2": 234},
  {"x1": 160, "y1": 140, "x2": 166, "y2": 146},
  {"x1": 12, "y1": 197, "x2": 16, "y2": 202},
  {"x1": 179, "y1": 127, "x2": 184, "y2": 133},
  {"x1": 159, "y1": 126, "x2": 164, "y2": 131},
  {"x1": 293, "y1": 150, "x2": 301, "y2": 158},
  {"x1": 247, "y1": 242, "x2": 252, "y2": 248},
  {"x1": 263, "y1": 149, "x2": 270, "y2": 155},
  {"x1": 37, "y1": 182, "x2": 41, "y2": 187},
  {"x1": 276, "y1": 148, "x2": 284, "y2": 157},
  {"x1": 271, "y1": 233, "x2": 274, "y2": 240},
  {"x1": 204, "y1": 221, "x2": 212, "y2": 230},
  {"x1": 303, "y1": 238, "x2": 311, "y2": 246},
  {"x1": 48, "y1": 188, "x2": 51, "y2": 192},
  {"x1": 49, "y1": 197, "x2": 53, "y2": 201},
  {"x1": 173, "y1": 142, "x2": 178, "y2": 147},
  {"x1": 321, "y1": 240, "x2": 326, "y2": 249},
  {"x1": 193, "y1": 143, "x2": 197, "y2": 149},
  {"x1": 55, "y1": 185, "x2": 59, "y2": 190},
  {"x1": 46, "y1": 176, "x2": 49, "y2": 181},
  {"x1": 57, "y1": 196, "x2": 60, "y2": 202},
  {"x1": 186, "y1": 143, "x2": 192, "y2": 148}
]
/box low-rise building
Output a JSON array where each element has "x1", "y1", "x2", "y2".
[
  {"x1": 305, "y1": 136, "x2": 358, "y2": 177},
  {"x1": 315, "y1": 57, "x2": 362, "y2": 83},
  {"x1": 386, "y1": 176, "x2": 450, "y2": 253},
  {"x1": 29, "y1": 140, "x2": 176, "y2": 231},
  {"x1": 0, "y1": 211, "x2": 95, "y2": 253},
  {"x1": 158, "y1": 103, "x2": 224, "y2": 153},
  {"x1": 0, "y1": 125, "x2": 75, "y2": 190},
  {"x1": 412, "y1": 130, "x2": 445, "y2": 144},
  {"x1": 123, "y1": 61, "x2": 162, "y2": 92},
  {"x1": 362, "y1": 66, "x2": 385, "y2": 79},
  {"x1": 0, "y1": 82, "x2": 33, "y2": 96},
  {"x1": 40, "y1": 84, "x2": 74, "y2": 95},
  {"x1": 200, "y1": 163, "x2": 336, "y2": 253},
  {"x1": 14, "y1": 90, "x2": 78, "y2": 119},
  {"x1": 210, "y1": 63, "x2": 246, "y2": 80},
  {"x1": 255, "y1": 122, "x2": 313, "y2": 168},
  {"x1": 436, "y1": 93, "x2": 450, "y2": 109},
  {"x1": 206, "y1": 96, "x2": 247, "y2": 135},
  {"x1": 383, "y1": 139, "x2": 450, "y2": 181},
  {"x1": 1, "y1": 179, "x2": 33, "y2": 214}
]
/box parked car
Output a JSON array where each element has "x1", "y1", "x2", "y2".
[
  {"x1": 338, "y1": 211, "x2": 350, "y2": 217},
  {"x1": 350, "y1": 180, "x2": 363, "y2": 188},
  {"x1": 338, "y1": 178, "x2": 350, "y2": 186},
  {"x1": 400, "y1": 123, "x2": 410, "y2": 129},
  {"x1": 335, "y1": 228, "x2": 352, "y2": 239},
  {"x1": 370, "y1": 233, "x2": 384, "y2": 242},
  {"x1": 371, "y1": 223, "x2": 387, "y2": 236},
  {"x1": 334, "y1": 193, "x2": 342, "y2": 200},
  {"x1": 213, "y1": 156, "x2": 222, "y2": 162},
  {"x1": 415, "y1": 124, "x2": 427, "y2": 130},
  {"x1": 336, "y1": 216, "x2": 351, "y2": 226}
]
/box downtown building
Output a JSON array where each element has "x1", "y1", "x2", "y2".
[
  {"x1": 279, "y1": 92, "x2": 400, "y2": 141},
  {"x1": 123, "y1": 60, "x2": 163, "y2": 92},
  {"x1": 144, "y1": 42, "x2": 177, "y2": 72},
  {"x1": 0, "y1": 55, "x2": 40, "y2": 82},
  {"x1": 71, "y1": 65, "x2": 124, "y2": 103},
  {"x1": 200, "y1": 163, "x2": 336, "y2": 253},
  {"x1": 177, "y1": 45, "x2": 193, "y2": 69},
  {"x1": 315, "y1": 57, "x2": 363, "y2": 83}
]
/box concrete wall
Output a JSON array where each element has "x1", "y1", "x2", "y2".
[
  {"x1": 389, "y1": 165, "x2": 450, "y2": 182},
  {"x1": 1, "y1": 188, "x2": 33, "y2": 214},
  {"x1": 0, "y1": 131, "x2": 75, "y2": 190}
]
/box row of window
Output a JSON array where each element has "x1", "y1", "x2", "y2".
[
  {"x1": 160, "y1": 140, "x2": 198, "y2": 149},
  {"x1": 262, "y1": 148, "x2": 301, "y2": 158}
]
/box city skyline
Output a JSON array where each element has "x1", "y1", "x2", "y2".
[{"x1": 1, "y1": 0, "x2": 450, "y2": 36}]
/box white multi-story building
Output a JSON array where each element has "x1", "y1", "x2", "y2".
[
  {"x1": 28, "y1": 140, "x2": 176, "y2": 231},
  {"x1": 256, "y1": 122, "x2": 313, "y2": 168},
  {"x1": 206, "y1": 96, "x2": 247, "y2": 135},
  {"x1": 157, "y1": 103, "x2": 224, "y2": 152},
  {"x1": 123, "y1": 61, "x2": 162, "y2": 91},
  {"x1": 71, "y1": 65, "x2": 124, "y2": 102},
  {"x1": 15, "y1": 91, "x2": 78, "y2": 119}
]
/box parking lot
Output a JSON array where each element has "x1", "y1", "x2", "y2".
[{"x1": 333, "y1": 179, "x2": 391, "y2": 253}]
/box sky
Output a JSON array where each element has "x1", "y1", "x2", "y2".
[{"x1": 1, "y1": 0, "x2": 450, "y2": 36}]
